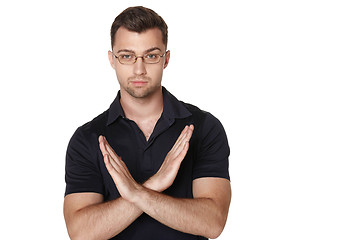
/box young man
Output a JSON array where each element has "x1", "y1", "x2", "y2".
[{"x1": 64, "y1": 6, "x2": 231, "y2": 240}]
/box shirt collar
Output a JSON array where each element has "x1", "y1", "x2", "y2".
[
  {"x1": 107, "y1": 91, "x2": 125, "y2": 126},
  {"x1": 107, "y1": 87, "x2": 192, "y2": 126}
]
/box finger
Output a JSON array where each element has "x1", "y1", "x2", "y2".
[
  {"x1": 184, "y1": 124, "x2": 194, "y2": 142},
  {"x1": 172, "y1": 125, "x2": 191, "y2": 151},
  {"x1": 105, "y1": 148, "x2": 131, "y2": 178},
  {"x1": 103, "y1": 137, "x2": 122, "y2": 165},
  {"x1": 172, "y1": 125, "x2": 193, "y2": 154},
  {"x1": 176, "y1": 141, "x2": 190, "y2": 163},
  {"x1": 102, "y1": 153, "x2": 119, "y2": 173},
  {"x1": 177, "y1": 131, "x2": 191, "y2": 155},
  {"x1": 99, "y1": 135, "x2": 109, "y2": 156},
  {"x1": 101, "y1": 137, "x2": 135, "y2": 187},
  {"x1": 104, "y1": 154, "x2": 118, "y2": 177},
  {"x1": 181, "y1": 124, "x2": 194, "y2": 143},
  {"x1": 99, "y1": 136, "x2": 121, "y2": 171},
  {"x1": 106, "y1": 154, "x2": 122, "y2": 172},
  {"x1": 99, "y1": 136, "x2": 121, "y2": 169},
  {"x1": 104, "y1": 155, "x2": 129, "y2": 191},
  {"x1": 106, "y1": 153, "x2": 135, "y2": 185},
  {"x1": 170, "y1": 125, "x2": 194, "y2": 159},
  {"x1": 173, "y1": 125, "x2": 189, "y2": 147}
]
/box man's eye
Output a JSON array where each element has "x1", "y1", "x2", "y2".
[
  {"x1": 120, "y1": 54, "x2": 133, "y2": 59},
  {"x1": 146, "y1": 54, "x2": 157, "y2": 59}
]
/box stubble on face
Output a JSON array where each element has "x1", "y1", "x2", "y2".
[{"x1": 123, "y1": 75, "x2": 161, "y2": 99}]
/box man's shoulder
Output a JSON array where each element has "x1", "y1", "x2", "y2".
[
  {"x1": 66, "y1": 110, "x2": 110, "y2": 163},
  {"x1": 164, "y1": 87, "x2": 220, "y2": 127},
  {"x1": 180, "y1": 101, "x2": 224, "y2": 132},
  {"x1": 181, "y1": 101, "x2": 207, "y2": 119},
  {"x1": 75, "y1": 109, "x2": 109, "y2": 137}
]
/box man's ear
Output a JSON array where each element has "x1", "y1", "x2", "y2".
[
  {"x1": 108, "y1": 50, "x2": 115, "y2": 69},
  {"x1": 163, "y1": 50, "x2": 170, "y2": 69}
]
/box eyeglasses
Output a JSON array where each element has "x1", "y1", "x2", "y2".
[{"x1": 113, "y1": 52, "x2": 166, "y2": 65}]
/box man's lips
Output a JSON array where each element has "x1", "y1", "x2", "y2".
[
  {"x1": 129, "y1": 77, "x2": 150, "y2": 86},
  {"x1": 130, "y1": 80, "x2": 148, "y2": 86}
]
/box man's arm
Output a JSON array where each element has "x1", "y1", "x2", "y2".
[
  {"x1": 63, "y1": 125, "x2": 194, "y2": 240},
  {"x1": 64, "y1": 193, "x2": 143, "y2": 240},
  {"x1": 135, "y1": 177, "x2": 231, "y2": 239},
  {"x1": 102, "y1": 125, "x2": 231, "y2": 239}
]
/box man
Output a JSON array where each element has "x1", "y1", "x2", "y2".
[{"x1": 64, "y1": 6, "x2": 231, "y2": 240}]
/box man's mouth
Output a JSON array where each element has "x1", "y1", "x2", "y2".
[
  {"x1": 130, "y1": 80, "x2": 148, "y2": 86},
  {"x1": 129, "y1": 77, "x2": 150, "y2": 86}
]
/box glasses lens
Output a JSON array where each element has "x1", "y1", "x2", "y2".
[
  {"x1": 118, "y1": 54, "x2": 136, "y2": 64},
  {"x1": 144, "y1": 54, "x2": 160, "y2": 64}
]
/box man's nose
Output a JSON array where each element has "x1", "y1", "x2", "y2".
[{"x1": 133, "y1": 57, "x2": 147, "y2": 75}]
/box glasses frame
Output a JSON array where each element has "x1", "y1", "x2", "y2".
[{"x1": 112, "y1": 51, "x2": 167, "y2": 65}]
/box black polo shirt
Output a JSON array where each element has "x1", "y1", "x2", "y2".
[{"x1": 65, "y1": 87, "x2": 230, "y2": 240}]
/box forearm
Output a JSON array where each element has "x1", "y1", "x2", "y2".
[
  {"x1": 67, "y1": 197, "x2": 143, "y2": 240},
  {"x1": 94, "y1": 129, "x2": 229, "y2": 238},
  {"x1": 133, "y1": 188, "x2": 225, "y2": 239}
]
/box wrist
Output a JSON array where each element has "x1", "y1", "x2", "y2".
[
  {"x1": 143, "y1": 176, "x2": 162, "y2": 192},
  {"x1": 127, "y1": 183, "x2": 146, "y2": 204}
]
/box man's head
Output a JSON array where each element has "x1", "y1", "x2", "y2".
[
  {"x1": 110, "y1": 6, "x2": 168, "y2": 50},
  {"x1": 108, "y1": 6, "x2": 170, "y2": 99}
]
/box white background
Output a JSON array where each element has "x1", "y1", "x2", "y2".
[{"x1": 0, "y1": 0, "x2": 359, "y2": 239}]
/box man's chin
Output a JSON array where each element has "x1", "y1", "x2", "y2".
[{"x1": 125, "y1": 86, "x2": 160, "y2": 99}]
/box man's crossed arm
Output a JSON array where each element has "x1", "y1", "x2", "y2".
[{"x1": 64, "y1": 125, "x2": 231, "y2": 240}]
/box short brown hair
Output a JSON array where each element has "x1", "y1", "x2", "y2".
[{"x1": 110, "y1": 6, "x2": 168, "y2": 49}]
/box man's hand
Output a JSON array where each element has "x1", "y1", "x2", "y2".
[
  {"x1": 144, "y1": 125, "x2": 194, "y2": 192},
  {"x1": 99, "y1": 135, "x2": 142, "y2": 202},
  {"x1": 99, "y1": 124, "x2": 194, "y2": 199}
]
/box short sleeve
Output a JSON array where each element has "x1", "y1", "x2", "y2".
[
  {"x1": 192, "y1": 113, "x2": 230, "y2": 180},
  {"x1": 65, "y1": 127, "x2": 104, "y2": 196}
]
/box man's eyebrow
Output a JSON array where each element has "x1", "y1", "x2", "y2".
[
  {"x1": 116, "y1": 49, "x2": 135, "y2": 54},
  {"x1": 116, "y1": 47, "x2": 162, "y2": 54},
  {"x1": 144, "y1": 47, "x2": 162, "y2": 53}
]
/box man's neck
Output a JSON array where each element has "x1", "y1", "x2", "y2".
[{"x1": 120, "y1": 87, "x2": 164, "y2": 121}]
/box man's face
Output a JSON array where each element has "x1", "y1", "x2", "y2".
[{"x1": 108, "y1": 27, "x2": 170, "y2": 99}]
